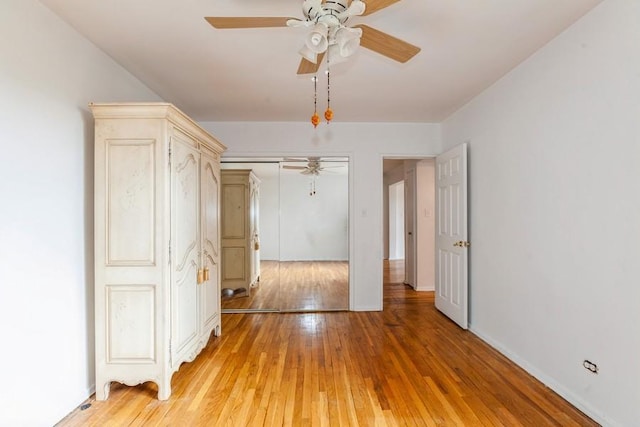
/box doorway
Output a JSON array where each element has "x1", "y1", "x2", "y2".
[
  {"x1": 220, "y1": 157, "x2": 350, "y2": 312},
  {"x1": 383, "y1": 158, "x2": 436, "y2": 292}
]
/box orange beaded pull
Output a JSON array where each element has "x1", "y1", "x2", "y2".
[
  {"x1": 324, "y1": 108, "x2": 333, "y2": 123},
  {"x1": 311, "y1": 112, "x2": 320, "y2": 128}
]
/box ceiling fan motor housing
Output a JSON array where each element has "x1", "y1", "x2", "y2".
[{"x1": 303, "y1": 0, "x2": 362, "y2": 27}]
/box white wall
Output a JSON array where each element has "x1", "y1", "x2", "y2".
[
  {"x1": 388, "y1": 181, "x2": 404, "y2": 260},
  {"x1": 201, "y1": 122, "x2": 442, "y2": 310},
  {"x1": 257, "y1": 169, "x2": 281, "y2": 260},
  {"x1": 280, "y1": 171, "x2": 349, "y2": 261},
  {"x1": 442, "y1": 1, "x2": 640, "y2": 425},
  {"x1": 0, "y1": 1, "x2": 162, "y2": 426},
  {"x1": 415, "y1": 159, "x2": 435, "y2": 291},
  {"x1": 383, "y1": 162, "x2": 406, "y2": 260}
]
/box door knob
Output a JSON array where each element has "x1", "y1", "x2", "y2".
[{"x1": 453, "y1": 241, "x2": 470, "y2": 248}]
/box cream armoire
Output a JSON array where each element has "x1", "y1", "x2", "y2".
[
  {"x1": 91, "y1": 103, "x2": 226, "y2": 400},
  {"x1": 221, "y1": 170, "x2": 260, "y2": 295}
]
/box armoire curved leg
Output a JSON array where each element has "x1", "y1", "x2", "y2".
[
  {"x1": 157, "y1": 379, "x2": 171, "y2": 400},
  {"x1": 95, "y1": 381, "x2": 111, "y2": 401}
]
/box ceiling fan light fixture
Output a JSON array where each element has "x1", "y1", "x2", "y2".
[
  {"x1": 340, "y1": 0, "x2": 366, "y2": 19},
  {"x1": 327, "y1": 44, "x2": 348, "y2": 65},
  {"x1": 299, "y1": 45, "x2": 319, "y2": 64},
  {"x1": 304, "y1": 23, "x2": 329, "y2": 53},
  {"x1": 334, "y1": 26, "x2": 362, "y2": 58}
]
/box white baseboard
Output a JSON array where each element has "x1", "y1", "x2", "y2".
[{"x1": 468, "y1": 324, "x2": 614, "y2": 427}]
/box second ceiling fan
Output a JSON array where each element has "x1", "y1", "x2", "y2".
[
  {"x1": 282, "y1": 157, "x2": 346, "y2": 175},
  {"x1": 205, "y1": 0, "x2": 420, "y2": 75}
]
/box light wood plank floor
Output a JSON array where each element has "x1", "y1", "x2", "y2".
[
  {"x1": 222, "y1": 261, "x2": 349, "y2": 312},
  {"x1": 58, "y1": 260, "x2": 596, "y2": 426}
]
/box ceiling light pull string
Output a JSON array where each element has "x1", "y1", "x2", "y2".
[
  {"x1": 310, "y1": 176, "x2": 317, "y2": 196},
  {"x1": 311, "y1": 75, "x2": 320, "y2": 128},
  {"x1": 325, "y1": 44, "x2": 333, "y2": 124}
]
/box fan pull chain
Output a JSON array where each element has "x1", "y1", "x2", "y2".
[
  {"x1": 311, "y1": 75, "x2": 320, "y2": 128},
  {"x1": 309, "y1": 176, "x2": 316, "y2": 196},
  {"x1": 325, "y1": 49, "x2": 333, "y2": 123}
]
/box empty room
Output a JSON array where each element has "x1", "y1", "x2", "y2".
[{"x1": 1, "y1": 1, "x2": 638, "y2": 426}]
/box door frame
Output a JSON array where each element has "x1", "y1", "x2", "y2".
[
  {"x1": 383, "y1": 151, "x2": 467, "y2": 319},
  {"x1": 382, "y1": 156, "x2": 436, "y2": 294}
]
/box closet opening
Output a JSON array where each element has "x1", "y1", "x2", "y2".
[{"x1": 220, "y1": 156, "x2": 350, "y2": 312}]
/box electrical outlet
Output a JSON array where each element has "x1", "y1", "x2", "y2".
[{"x1": 583, "y1": 360, "x2": 598, "y2": 374}]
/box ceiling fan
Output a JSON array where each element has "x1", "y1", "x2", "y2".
[
  {"x1": 205, "y1": 0, "x2": 421, "y2": 75},
  {"x1": 282, "y1": 157, "x2": 346, "y2": 175}
]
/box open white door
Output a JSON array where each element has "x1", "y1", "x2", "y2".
[{"x1": 435, "y1": 143, "x2": 469, "y2": 329}]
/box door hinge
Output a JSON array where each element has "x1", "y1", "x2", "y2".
[
  {"x1": 168, "y1": 243, "x2": 171, "y2": 264},
  {"x1": 168, "y1": 146, "x2": 172, "y2": 166}
]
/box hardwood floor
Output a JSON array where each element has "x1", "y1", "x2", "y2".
[
  {"x1": 222, "y1": 260, "x2": 281, "y2": 311},
  {"x1": 279, "y1": 261, "x2": 349, "y2": 311},
  {"x1": 222, "y1": 261, "x2": 349, "y2": 312},
  {"x1": 58, "y1": 260, "x2": 596, "y2": 426},
  {"x1": 386, "y1": 258, "x2": 405, "y2": 284}
]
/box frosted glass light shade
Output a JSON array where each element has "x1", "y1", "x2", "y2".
[
  {"x1": 305, "y1": 23, "x2": 329, "y2": 53},
  {"x1": 299, "y1": 45, "x2": 319, "y2": 63},
  {"x1": 335, "y1": 27, "x2": 362, "y2": 57}
]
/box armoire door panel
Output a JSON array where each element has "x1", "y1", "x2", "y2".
[
  {"x1": 105, "y1": 138, "x2": 156, "y2": 266},
  {"x1": 222, "y1": 247, "x2": 246, "y2": 281},
  {"x1": 202, "y1": 262, "x2": 219, "y2": 329},
  {"x1": 173, "y1": 261, "x2": 199, "y2": 355},
  {"x1": 170, "y1": 136, "x2": 201, "y2": 361},
  {"x1": 106, "y1": 284, "x2": 156, "y2": 363},
  {"x1": 201, "y1": 153, "x2": 220, "y2": 333},
  {"x1": 172, "y1": 153, "x2": 199, "y2": 269},
  {"x1": 222, "y1": 184, "x2": 247, "y2": 239},
  {"x1": 202, "y1": 162, "x2": 220, "y2": 260}
]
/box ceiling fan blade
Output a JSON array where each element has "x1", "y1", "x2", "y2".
[
  {"x1": 282, "y1": 165, "x2": 308, "y2": 170},
  {"x1": 361, "y1": 0, "x2": 401, "y2": 16},
  {"x1": 297, "y1": 51, "x2": 326, "y2": 75},
  {"x1": 205, "y1": 17, "x2": 293, "y2": 29},
  {"x1": 353, "y1": 24, "x2": 420, "y2": 63}
]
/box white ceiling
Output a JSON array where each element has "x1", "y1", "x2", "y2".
[{"x1": 39, "y1": 0, "x2": 601, "y2": 123}]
